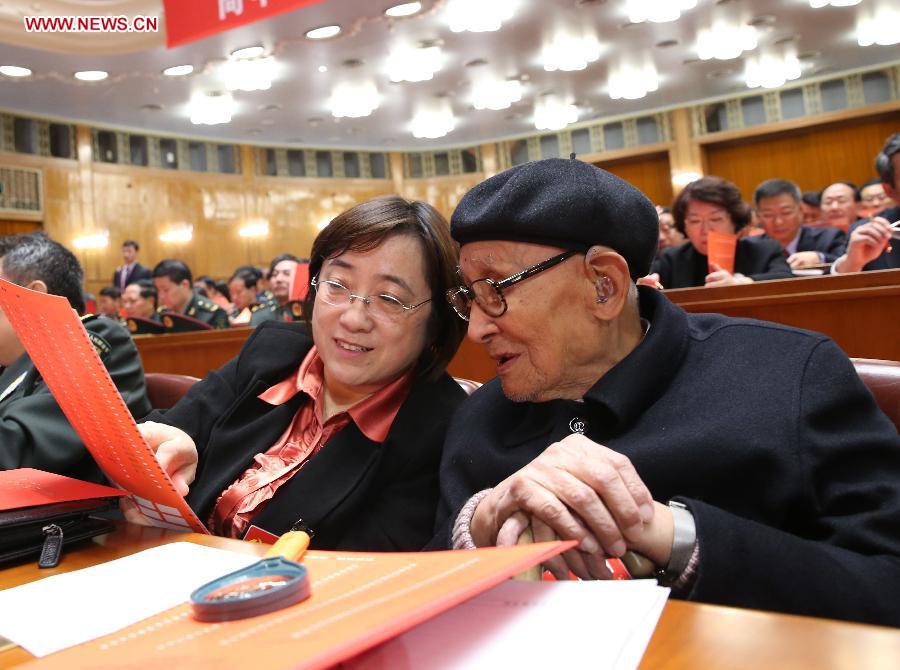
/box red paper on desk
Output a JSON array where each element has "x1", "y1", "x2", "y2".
[
  {"x1": 0, "y1": 279, "x2": 207, "y2": 533},
  {"x1": 23, "y1": 541, "x2": 575, "y2": 670},
  {"x1": 706, "y1": 231, "x2": 737, "y2": 274},
  {"x1": 0, "y1": 469, "x2": 125, "y2": 511}
]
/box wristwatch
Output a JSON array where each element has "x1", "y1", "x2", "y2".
[{"x1": 657, "y1": 500, "x2": 696, "y2": 583}]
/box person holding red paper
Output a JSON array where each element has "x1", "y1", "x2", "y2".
[
  {"x1": 644, "y1": 176, "x2": 792, "y2": 289},
  {"x1": 0, "y1": 232, "x2": 151, "y2": 481},
  {"x1": 135, "y1": 197, "x2": 467, "y2": 551}
]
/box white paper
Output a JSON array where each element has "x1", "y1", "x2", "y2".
[
  {"x1": 0, "y1": 542, "x2": 258, "y2": 657},
  {"x1": 348, "y1": 579, "x2": 669, "y2": 670}
]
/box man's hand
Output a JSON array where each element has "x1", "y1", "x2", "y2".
[
  {"x1": 469, "y1": 434, "x2": 670, "y2": 577},
  {"x1": 787, "y1": 251, "x2": 823, "y2": 269},
  {"x1": 136, "y1": 421, "x2": 198, "y2": 497},
  {"x1": 834, "y1": 218, "x2": 892, "y2": 273},
  {"x1": 705, "y1": 263, "x2": 753, "y2": 287}
]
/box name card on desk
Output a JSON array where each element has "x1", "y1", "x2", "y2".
[
  {"x1": 17, "y1": 541, "x2": 574, "y2": 670},
  {"x1": 0, "y1": 279, "x2": 207, "y2": 534}
]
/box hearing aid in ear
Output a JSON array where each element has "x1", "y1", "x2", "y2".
[{"x1": 595, "y1": 275, "x2": 614, "y2": 304}]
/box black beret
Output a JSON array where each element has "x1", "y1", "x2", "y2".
[{"x1": 450, "y1": 158, "x2": 660, "y2": 279}]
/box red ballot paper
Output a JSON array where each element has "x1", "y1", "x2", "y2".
[
  {"x1": 289, "y1": 262, "x2": 310, "y2": 302},
  {"x1": 706, "y1": 231, "x2": 738, "y2": 275},
  {"x1": 0, "y1": 279, "x2": 208, "y2": 533},
  {"x1": 0, "y1": 469, "x2": 125, "y2": 511},
  {"x1": 23, "y1": 541, "x2": 575, "y2": 670}
]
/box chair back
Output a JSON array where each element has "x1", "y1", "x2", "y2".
[
  {"x1": 144, "y1": 372, "x2": 200, "y2": 410},
  {"x1": 852, "y1": 358, "x2": 900, "y2": 433}
]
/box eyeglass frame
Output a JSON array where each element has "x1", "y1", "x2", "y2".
[
  {"x1": 445, "y1": 250, "x2": 577, "y2": 322},
  {"x1": 311, "y1": 274, "x2": 432, "y2": 320}
]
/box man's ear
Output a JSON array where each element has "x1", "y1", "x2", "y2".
[
  {"x1": 883, "y1": 180, "x2": 898, "y2": 204},
  {"x1": 583, "y1": 246, "x2": 631, "y2": 319},
  {"x1": 25, "y1": 279, "x2": 48, "y2": 295}
]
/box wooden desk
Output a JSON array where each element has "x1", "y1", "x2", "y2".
[
  {"x1": 133, "y1": 327, "x2": 251, "y2": 377},
  {"x1": 2, "y1": 525, "x2": 899, "y2": 669}
]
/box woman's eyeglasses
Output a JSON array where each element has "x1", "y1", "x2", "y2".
[{"x1": 311, "y1": 276, "x2": 431, "y2": 322}]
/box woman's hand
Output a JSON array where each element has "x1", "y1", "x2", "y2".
[
  {"x1": 705, "y1": 262, "x2": 753, "y2": 287},
  {"x1": 136, "y1": 421, "x2": 199, "y2": 497}
]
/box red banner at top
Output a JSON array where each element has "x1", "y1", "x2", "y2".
[{"x1": 163, "y1": 0, "x2": 324, "y2": 48}]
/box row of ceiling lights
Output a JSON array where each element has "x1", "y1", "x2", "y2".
[{"x1": 2, "y1": 0, "x2": 898, "y2": 139}]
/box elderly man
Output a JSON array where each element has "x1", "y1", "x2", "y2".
[
  {"x1": 753, "y1": 179, "x2": 846, "y2": 269},
  {"x1": 833, "y1": 133, "x2": 900, "y2": 273},
  {"x1": 434, "y1": 158, "x2": 900, "y2": 627},
  {"x1": 819, "y1": 181, "x2": 861, "y2": 232},
  {"x1": 0, "y1": 232, "x2": 151, "y2": 480}
]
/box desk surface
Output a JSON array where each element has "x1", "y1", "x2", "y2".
[{"x1": 2, "y1": 525, "x2": 899, "y2": 669}]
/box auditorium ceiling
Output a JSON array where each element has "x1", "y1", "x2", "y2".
[{"x1": 0, "y1": 0, "x2": 897, "y2": 150}]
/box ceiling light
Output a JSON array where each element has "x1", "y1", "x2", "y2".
[
  {"x1": 305, "y1": 25, "x2": 341, "y2": 39},
  {"x1": 0, "y1": 65, "x2": 32, "y2": 77},
  {"x1": 608, "y1": 58, "x2": 659, "y2": 100},
  {"x1": 163, "y1": 64, "x2": 193, "y2": 76},
  {"x1": 534, "y1": 96, "x2": 578, "y2": 131},
  {"x1": 810, "y1": 0, "x2": 860, "y2": 7},
  {"x1": 74, "y1": 70, "x2": 108, "y2": 81},
  {"x1": 329, "y1": 81, "x2": 379, "y2": 118},
  {"x1": 542, "y1": 32, "x2": 601, "y2": 72},
  {"x1": 159, "y1": 226, "x2": 193, "y2": 243},
  {"x1": 745, "y1": 47, "x2": 801, "y2": 89},
  {"x1": 385, "y1": 2, "x2": 422, "y2": 17},
  {"x1": 627, "y1": 0, "x2": 697, "y2": 23},
  {"x1": 411, "y1": 98, "x2": 455, "y2": 138},
  {"x1": 318, "y1": 65, "x2": 328, "y2": 73},
  {"x1": 672, "y1": 171, "x2": 702, "y2": 188},
  {"x1": 697, "y1": 23, "x2": 757, "y2": 60},
  {"x1": 189, "y1": 91, "x2": 234, "y2": 125},
  {"x1": 72, "y1": 231, "x2": 109, "y2": 250},
  {"x1": 387, "y1": 45, "x2": 443, "y2": 82},
  {"x1": 239, "y1": 220, "x2": 269, "y2": 238},
  {"x1": 221, "y1": 55, "x2": 276, "y2": 91},
  {"x1": 857, "y1": 5, "x2": 900, "y2": 46},
  {"x1": 472, "y1": 77, "x2": 522, "y2": 110},
  {"x1": 230, "y1": 45, "x2": 265, "y2": 59},
  {"x1": 446, "y1": 0, "x2": 514, "y2": 33}
]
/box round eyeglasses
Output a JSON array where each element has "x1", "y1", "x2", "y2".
[
  {"x1": 311, "y1": 275, "x2": 431, "y2": 322},
  {"x1": 445, "y1": 250, "x2": 576, "y2": 321}
]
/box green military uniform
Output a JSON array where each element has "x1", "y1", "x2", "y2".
[
  {"x1": 0, "y1": 315, "x2": 152, "y2": 482},
  {"x1": 159, "y1": 292, "x2": 230, "y2": 329},
  {"x1": 248, "y1": 300, "x2": 305, "y2": 326}
]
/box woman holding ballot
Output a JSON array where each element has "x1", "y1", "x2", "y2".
[
  {"x1": 136, "y1": 196, "x2": 467, "y2": 551},
  {"x1": 645, "y1": 176, "x2": 792, "y2": 289}
]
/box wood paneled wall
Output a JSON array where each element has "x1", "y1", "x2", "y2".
[
  {"x1": 594, "y1": 151, "x2": 674, "y2": 207},
  {"x1": 704, "y1": 111, "x2": 900, "y2": 199}
]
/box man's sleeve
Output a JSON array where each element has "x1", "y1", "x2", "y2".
[
  {"x1": 682, "y1": 339, "x2": 900, "y2": 626},
  {"x1": 748, "y1": 241, "x2": 794, "y2": 281}
]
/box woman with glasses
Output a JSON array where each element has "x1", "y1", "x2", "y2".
[
  {"x1": 134, "y1": 196, "x2": 467, "y2": 551},
  {"x1": 645, "y1": 176, "x2": 792, "y2": 289}
]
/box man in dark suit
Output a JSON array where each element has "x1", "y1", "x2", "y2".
[
  {"x1": 112, "y1": 240, "x2": 152, "y2": 292},
  {"x1": 753, "y1": 179, "x2": 847, "y2": 269},
  {"x1": 833, "y1": 133, "x2": 900, "y2": 273}
]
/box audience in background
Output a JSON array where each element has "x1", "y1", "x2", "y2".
[
  {"x1": 97, "y1": 286, "x2": 123, "y2": 320},
  {"x1": 267, "y1": 253, "x2": 308, "y2": 322},
  {"x1": 228, "y1": 267, "x2": 278, "y2": 327},
  {"x1": 152, "y1": 259, "x2": 230, "y2": 328},
  {"x1": 121, "y1": 279, "x2": 159, "y2": 320},
  {"x1": 820, "y1": 182, "x2": 861, "y2": 232},
  {"x1": 0, "y1": 232, "x2": 150, "y2": 481},
  {"x1": 858, "y1": 178, "x2": 894, "y2": 218},
  {"x1": 194, "y1": 275, "x2": 233, "y2": 313},
  {"x1": 647, "y1": 176, "x2": 792, "y2": 288},
  {"x1": 112, "y1": 240, "x2": 152, "y2": 292},
  {"x1": 655, "y1": 206, "x2": 686, "y2": 256},
  {"x1": 833, "y1": 133, "x2": 900, "y2": 273},
  {"x1": 800, "y1": 191, "x2": 823, "y2": 227},
  {"x1": 754, "y1": 179, "x2": 847, "y2": 269}
]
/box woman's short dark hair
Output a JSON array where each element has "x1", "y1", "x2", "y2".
[
  {"x1": 304, "y1": 195, "x2": 466, "y2": 380},
  {"x1": 672, "y1": 176, "x2": 753, "y2": 235}
]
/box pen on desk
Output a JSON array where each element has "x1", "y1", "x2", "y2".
[{"x1": 263, "y1": 528, "x2": 311, "y2": 562}]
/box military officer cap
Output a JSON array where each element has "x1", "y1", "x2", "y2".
[{"x1": 450, "y1": 157, "x2": 659, "y2": 280}]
